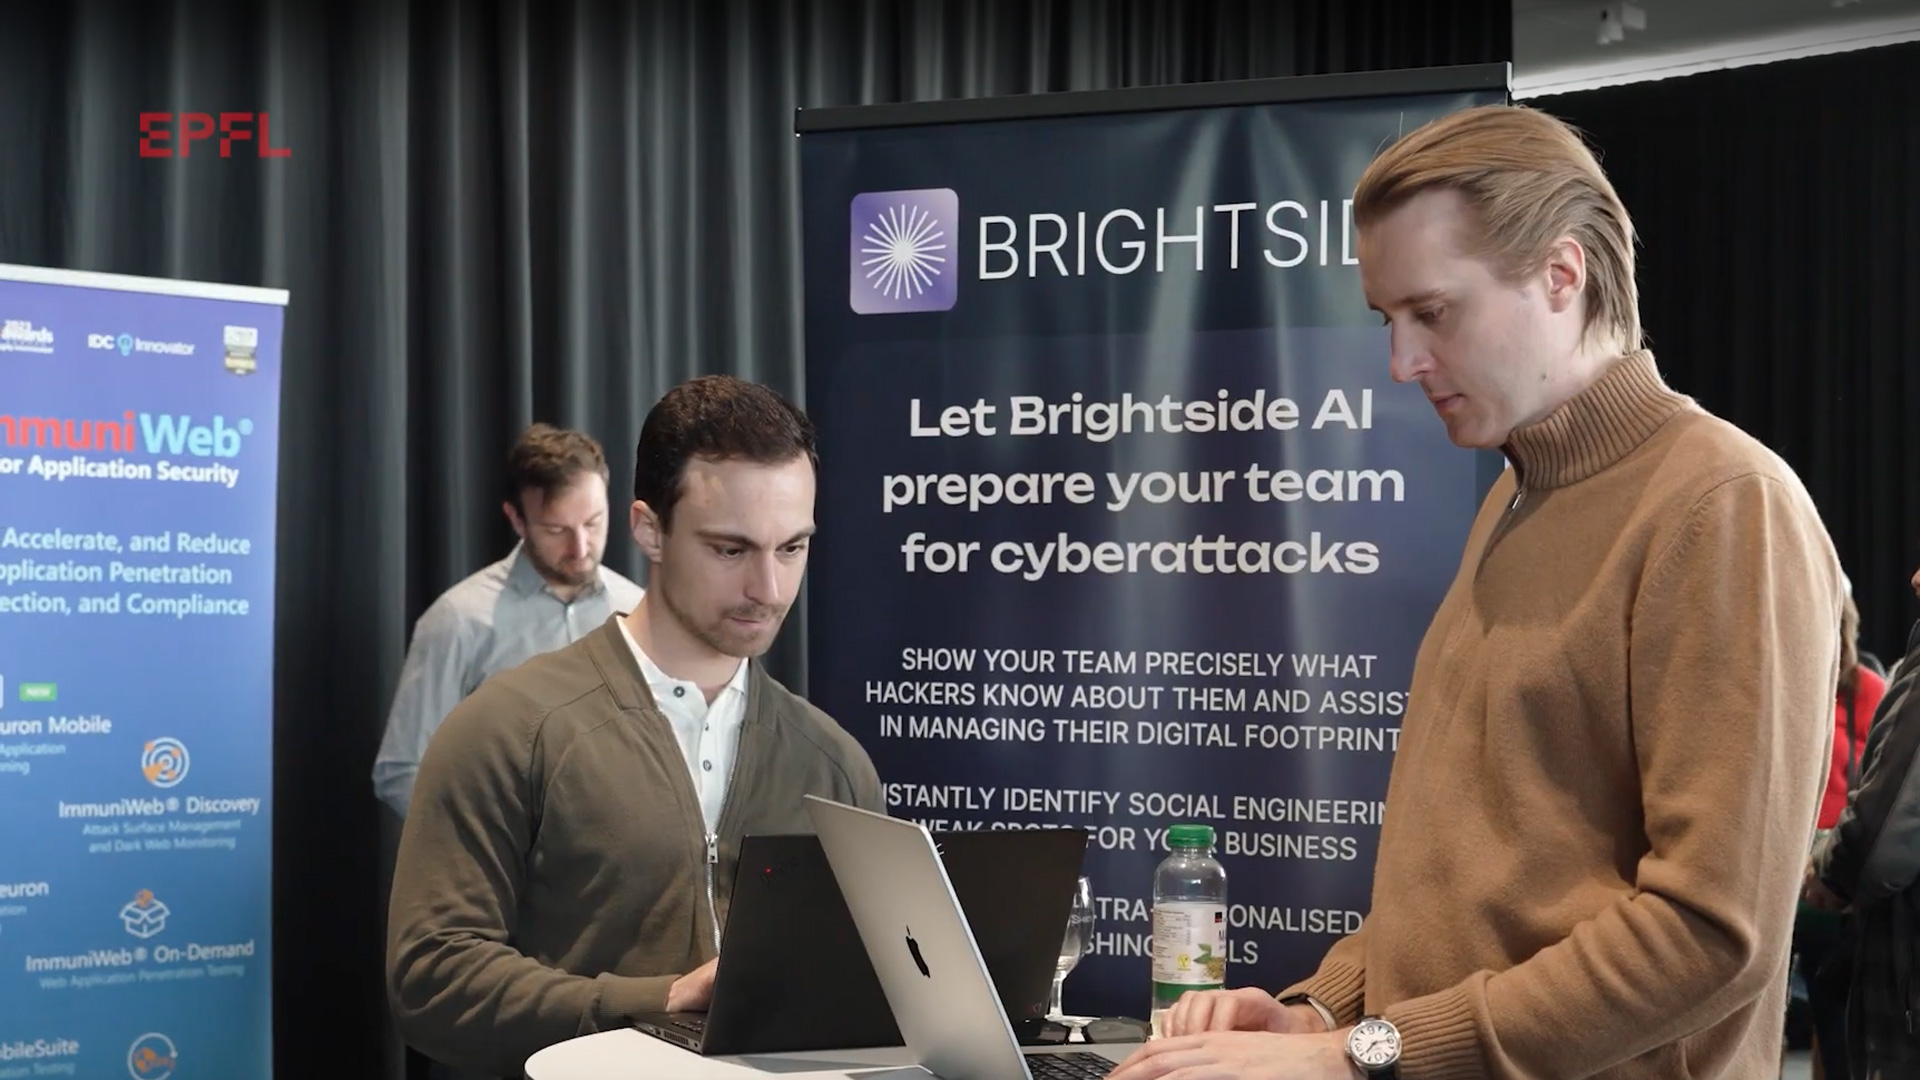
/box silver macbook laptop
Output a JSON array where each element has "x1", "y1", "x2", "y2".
[{"x1": 803, "y1": 795, "x2": 1128, "y2": 1080}]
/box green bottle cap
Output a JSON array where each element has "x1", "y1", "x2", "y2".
[{"x1": 1167, "y1": 824, "x2": 1214, "y2": 847}]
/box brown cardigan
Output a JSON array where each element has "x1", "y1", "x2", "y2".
[
  {"x1": 1283, "y1": 351, "x2": 1841, "y2": 1080},
  {"x1": 386, "y1": 615, "x2": 883, "y2": 1078}
]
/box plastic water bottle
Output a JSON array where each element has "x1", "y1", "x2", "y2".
[{"x1": 1150, "y1": 824, "x2": 1227, "y2": 1037}]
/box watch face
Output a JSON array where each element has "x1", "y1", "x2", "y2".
[{"x1": 1349, "y1": 1018, "x2": 1400, "y2": 1068}]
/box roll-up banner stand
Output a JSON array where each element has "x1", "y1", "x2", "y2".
[
  {"x1": 0, "y1": 263, "x2": 287, "y2": 1079},
  {"x1": 797, "y1": 65, "x2": 1509, "y2": 1018}
]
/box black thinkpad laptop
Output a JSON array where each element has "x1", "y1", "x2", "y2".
[{"x1": 631, "y1": 827, "x2": 1088, "y2": 1056}]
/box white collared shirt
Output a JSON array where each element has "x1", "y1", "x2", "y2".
[{"x1": 616, "y1": 618, "x2": 747, "y2": 833}]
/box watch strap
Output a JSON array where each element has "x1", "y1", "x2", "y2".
[{"x1": 1277, "y1": 992, "x2": 1337, "y2": 1033}]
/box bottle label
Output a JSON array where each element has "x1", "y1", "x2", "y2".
[{"x1": 1152, "y1": 901, "x2": 1226, "y2": 1006}]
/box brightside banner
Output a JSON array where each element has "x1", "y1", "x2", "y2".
[
  {"x1": 0, "y1": 264, "x2": 286, "y2": 1080},
  {"x1": 799, "y1": 69, "x2": 1507, "y2": 1019}
]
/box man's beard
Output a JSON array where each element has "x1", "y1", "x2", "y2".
[
  {"x1": 657, "y1": 575, "x2": 786, "y2": 659},
  {"x1": 525, "y1": 544, "x2": 597, "y2": 589}
]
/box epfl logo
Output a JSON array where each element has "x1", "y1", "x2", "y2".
[
  {"x1": 88, "y1": 333, "x2": 136, "y2": 356},
  {"x1": 849, "y1": 188, "x2": 957, "y2": 315}
]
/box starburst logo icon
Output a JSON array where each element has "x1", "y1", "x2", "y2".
[
  {"x1": 860, "y1": 206, "x2": 945, "y2": 299},
  {"x1": 849, "y1": 188, "x2": 959, "y2": 314}
]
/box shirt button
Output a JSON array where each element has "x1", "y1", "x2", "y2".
[
  {"x1": 674, "y1": 687, "x2": 686, "y2": 698},
  {"x1": 703, "y1": 760, "x2": 713, "y2": 772}
]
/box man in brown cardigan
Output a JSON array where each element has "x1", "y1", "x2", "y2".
[
  {"x1": 386, "y1": 377, "x2": 884, "y2": 1079},
  {"x1": 1114, "y1": 105, "x2": 1840, "y2": 1080}
]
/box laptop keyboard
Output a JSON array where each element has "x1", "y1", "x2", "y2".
[{"x1": 1025, "y1": 1052, "x2": 1114, "y2": 1080}]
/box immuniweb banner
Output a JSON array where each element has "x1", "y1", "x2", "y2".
[
  {"x1": 799, "y1": 72, "x2": 1505, "y2": 1019},
  {"x1": 0, "y1": 264, "x2": 286, "y2": 1080}
]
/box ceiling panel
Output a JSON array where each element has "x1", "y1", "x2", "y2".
[{"x1": 1514, "y1": 0, "x2": 1920, "y2": 83}]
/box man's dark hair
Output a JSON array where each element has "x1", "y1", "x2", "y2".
[
  {"x1": 505, "y1": 423, "x2": 610, "y2": 512},
  {"x1": 633, "y1": 375, "x2": 817, "y2": 532}
]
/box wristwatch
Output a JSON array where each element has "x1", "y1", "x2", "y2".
[
  {"x1": 1346, "y1": 1015, "x2": 1401, "y2": 1077},
  {"x1": 1276, "y1": 992, "x2": 1337, "y2": 1032}
]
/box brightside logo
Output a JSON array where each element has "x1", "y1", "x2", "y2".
[
  {"x1": 0, "y1": 411, "x2": 254, "y2": 458},
  {"x1": 849, "y1": 188, "x2": 957, "y2": 314}
]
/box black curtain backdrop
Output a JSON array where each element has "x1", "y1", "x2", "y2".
[
  {"x1": 1542, "y1": 40, "x2": 1920, "y2": 668},
  {"x1": 0, "y1": 3, "x2": 1510, "y2": 1077}
]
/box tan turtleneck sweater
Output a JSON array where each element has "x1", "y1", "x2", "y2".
[{"x1": 1282, "y1": 351, "x2": 1840, "y2": 1079}]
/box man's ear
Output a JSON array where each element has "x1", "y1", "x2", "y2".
[
  {"x1": 631, "y1": 500, "x2": 665, "y2": 562},
  {"x1": 503, "y1": 499, "x2": 527, "y2": 539},
  {"x1": 1542, "y1": 235, "x2": 1588, "y2": 317}
]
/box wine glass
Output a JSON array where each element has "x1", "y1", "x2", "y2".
[{"x1": 1048, "y1": 876, "x2": 1095, "y2": 1024}]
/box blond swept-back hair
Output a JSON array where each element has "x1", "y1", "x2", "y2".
[{"x1": 1352, "y1": 104, "x2": 1641, "y2": 353}]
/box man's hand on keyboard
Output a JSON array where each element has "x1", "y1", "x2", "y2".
[
  {"x1": 666, "y1": 957, "x2": 719, "y2": 1012},
  {"x1": 1159, "y1": 988, "x2": 1327, "y2": 1036},
  {"x1": 1104, "y1": 1029, "x2": 1357, "y2": 1080}
]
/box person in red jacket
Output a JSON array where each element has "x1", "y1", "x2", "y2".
[
  {"x1": 1798, "y1": 588, "x2": 1885, "y2": 1079},
  {"x1": 1820, "y1": 592, "x2": 1887, "y2": 830}
]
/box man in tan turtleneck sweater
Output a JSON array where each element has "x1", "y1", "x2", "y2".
[{"x1": 1111, "y1": 106, "x2": 1841, "y2": 1080}]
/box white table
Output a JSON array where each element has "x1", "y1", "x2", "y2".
[{"x1": 523, "y1": 1028, "x2": 1133, "y2": 1080}]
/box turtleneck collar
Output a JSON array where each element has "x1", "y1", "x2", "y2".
[{"x1": 1501, "y1": 349, "x2": 1693, "y2": 491}]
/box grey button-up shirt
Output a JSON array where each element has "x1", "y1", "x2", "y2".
[{"x1": 372, "y1": 543, "x2": 644, "y2": 816}]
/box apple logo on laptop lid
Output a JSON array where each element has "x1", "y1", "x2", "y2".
[{"x1": 906, "y1": 927, "x2": 931, "y2": 978}]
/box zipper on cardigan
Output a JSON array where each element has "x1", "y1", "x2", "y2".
[
  {"x1": 1494, "y1": 484, "x2": 1527, "y2": 542},
  {"x1": 703, "y1": 677, "x2": 753, "y2": 960},
  {"x1": 1477, "y1": 483, "x2": 1528, "y2": 571},
  {"x1": 704, "y1": 831, "x2": 721, "y2": 956}
]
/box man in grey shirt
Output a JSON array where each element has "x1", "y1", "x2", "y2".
[{"x1": 372, "y1": 423, "x2": 644, "y2": 817}]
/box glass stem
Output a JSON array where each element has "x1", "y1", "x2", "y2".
[{"x1": 1050, "y1": 973, "x2": 1065, "y2": 1019}]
